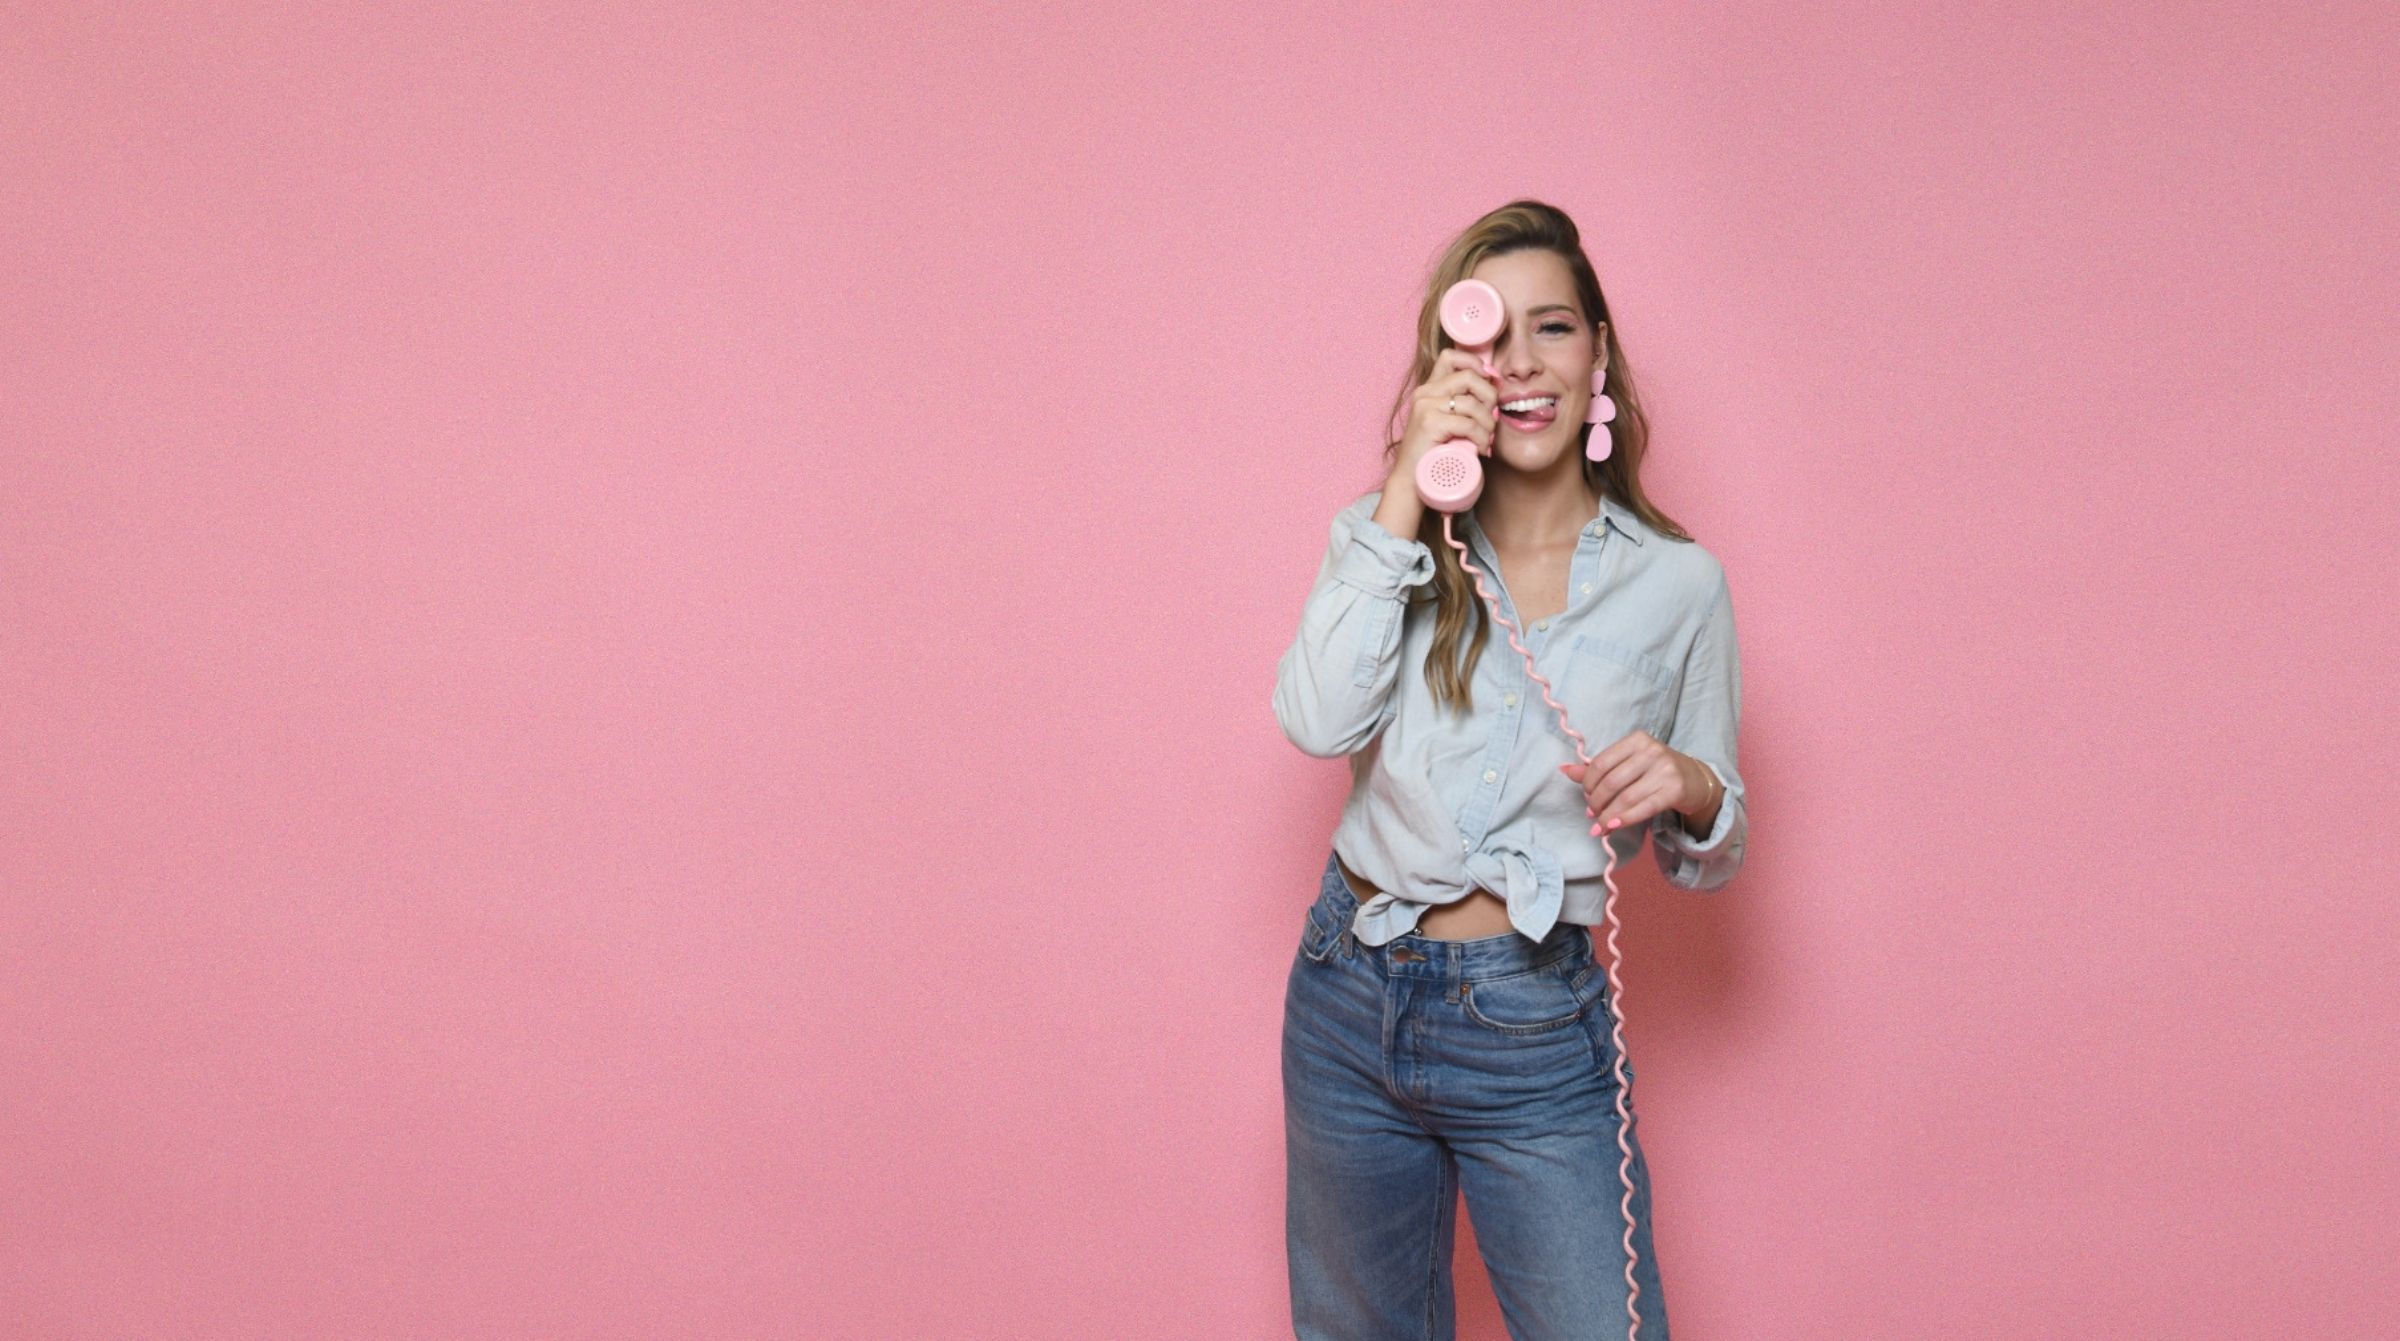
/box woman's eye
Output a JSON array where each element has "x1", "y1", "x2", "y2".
[{"x1": 1540, "y1": 322, "x2": 1572, "y2": 334}]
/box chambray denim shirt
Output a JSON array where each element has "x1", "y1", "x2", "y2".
[{"x1": 1272, "y1": 488, "x2": 1747, "y2": 946}]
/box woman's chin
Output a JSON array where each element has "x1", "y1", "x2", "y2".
[{"x1": 1495, "y1": 430, "x2": 1569, "y2": 470}]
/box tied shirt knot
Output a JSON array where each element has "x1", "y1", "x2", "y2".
[{"x1": 1464, "y1": 842, "x2": 1567, "y2": 943}]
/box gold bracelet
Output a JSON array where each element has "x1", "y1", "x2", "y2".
[{"x1": 1687, "y1": 761, "x2": 1720, "y2": 832}]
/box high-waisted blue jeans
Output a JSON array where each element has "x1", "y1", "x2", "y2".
[{"x1": 1282, "y1": 850, "x2": 1670, "y2": 1341}]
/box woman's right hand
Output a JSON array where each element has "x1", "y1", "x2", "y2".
[{"x1": 1394, "y1": 350, "x2": 1498, "y2": 486}]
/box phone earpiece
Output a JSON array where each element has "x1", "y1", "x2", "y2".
[
  {"x1": 1415, "y1": 278, "x2": 1505, "y2": 514},
  {"x1": 1439, "y1": 277, "x2": 1505, "y2": 354}
]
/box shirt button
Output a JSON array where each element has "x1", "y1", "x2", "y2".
[
  {"x1": 1503, "y1": 692, "x2": 1518, "y2": 707},
  {"x1": 1580, "y1": 582, "x2": 1592, "y2": 594},
  {"x1": 1461, "y1": 837, "x2": 1470, "y2": 852},
  {"x1": 1482, "y1": 769, "x2": 1498, "y2": 784},
  {"x1": 1534, "y1": 619, "x2": 1548, "y2": 631}
]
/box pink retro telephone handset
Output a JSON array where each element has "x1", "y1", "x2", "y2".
[{"x1": 1416, "y1": 278, "x2": 1649, "y2": 1341}]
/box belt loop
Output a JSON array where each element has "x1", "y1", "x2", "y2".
[{"x1": 1445, "y1": 945, "x2": 1463, "y2": 1003}]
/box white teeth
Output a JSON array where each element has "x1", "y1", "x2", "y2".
[{"x1": 1501, "y1": 397, "x2": 1558, "y2": 413}]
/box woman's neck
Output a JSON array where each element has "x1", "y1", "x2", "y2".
[{"x1": 1475, "y1": 471, "x2": 1603, "y2": 550}]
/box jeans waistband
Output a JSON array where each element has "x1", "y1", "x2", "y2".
[{"x1": 1315, "y1": 849, "x2": 1589, "y2": 981}]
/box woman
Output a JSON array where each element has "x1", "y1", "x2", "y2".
[{"x1": 1271, "y1": 200, "x2": 1747, "y2": 1340}]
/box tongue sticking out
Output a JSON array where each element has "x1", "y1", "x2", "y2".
[{"x1": 1503, "y1": 405, "x2": 1558, "y2": 428}]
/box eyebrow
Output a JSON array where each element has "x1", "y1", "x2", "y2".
[{"x1": 1527, "y1": 304, "x2": 1579, "y2": 318}]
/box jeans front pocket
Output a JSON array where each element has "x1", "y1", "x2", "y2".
[
  {"x1": 1460, "y1": 960, "x2": 1591, "y2": 1036},
  {"x1": 1299, "y1": 902, "x2": 1344, "y2": 963}
]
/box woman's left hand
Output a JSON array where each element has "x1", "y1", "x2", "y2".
[{"x1": 1558, "y1": 731, "x2": 1703, "y2": 836}]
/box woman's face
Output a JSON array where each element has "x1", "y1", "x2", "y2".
[{"x1": 1467, "y1": 249, "x2": 1604, "y2": 474}]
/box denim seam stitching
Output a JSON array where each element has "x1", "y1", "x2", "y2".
[
  {"x1": 1579, "y1": 1002, "x2": 1634, "y2": 1093},
  {"x1": 1378, "y1": 979, "x2": 1442, "y2": 1136},
  {"x1": 1424, "y1": 1145, "x2": 1453, "y2": 1341}
]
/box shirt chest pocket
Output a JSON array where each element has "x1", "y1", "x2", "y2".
[{"x1": 1543, "y1": 633, "x2": 1676, "y2": 744}]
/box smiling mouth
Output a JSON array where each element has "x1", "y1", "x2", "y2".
[{"x1": 1499, "y1": 398, "x2": 1559, "y2": 430}]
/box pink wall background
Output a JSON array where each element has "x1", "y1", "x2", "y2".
[{"x1": 5, "y1": 3, "x2": 2394, "y2": 1337}]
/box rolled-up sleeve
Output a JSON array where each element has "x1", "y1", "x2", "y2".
[
  {"x1": 1651, "y1": 572, "x2": 1747, "y2": 890},
  {"x1": 1271, "y1": 492, "x2": 1435, "y2": 758}
]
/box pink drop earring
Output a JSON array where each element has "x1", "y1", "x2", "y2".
[{"x1": 1584, "y1": 365, "x2": 1617, "y2": 461}]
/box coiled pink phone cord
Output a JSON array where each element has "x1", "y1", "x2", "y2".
[{"x1": 1443, "y1": 516, "x2": 1648, "y2": 1341}]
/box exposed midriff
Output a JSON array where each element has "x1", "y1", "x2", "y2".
[{"x1": 1334, "y1": 853, "x2": 1516, "y2": 941}]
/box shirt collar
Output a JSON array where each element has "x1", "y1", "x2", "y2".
[{"x1": 1598, "y1": 493, "x2": 1645, "y2": 547}]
